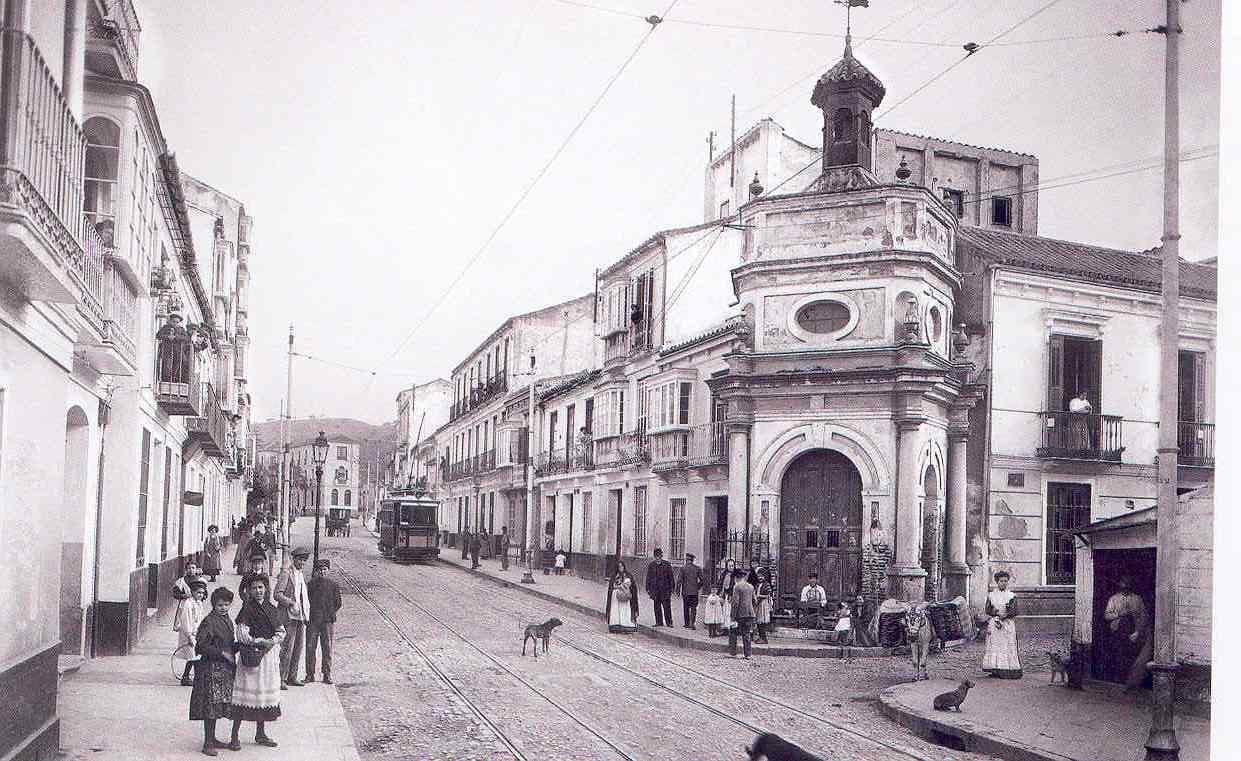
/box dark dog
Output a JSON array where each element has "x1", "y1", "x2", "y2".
[
  {"x1": 521, "y1": 617, "x2": 563, "y2": 658},
  {"x1": 745, "y1": 732, "x2": 825, "y2": 761},
  {"x1": 932, "y1": 679, "x2": 975, "y2": 712}
]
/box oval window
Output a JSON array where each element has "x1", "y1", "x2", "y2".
[
  {"x1": 796, "y1": 300, "x2": 851, "y2": 334},
  {"x1": 928, "y1": 306, "x2": 944, "y2": 342}
]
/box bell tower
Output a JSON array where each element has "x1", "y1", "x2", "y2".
[{"x1": 811, "y1": 35, "x2": 886, "y2": 172}]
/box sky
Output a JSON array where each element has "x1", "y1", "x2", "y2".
[{"x1": 138, "y1": 0, "x2": 1224, "y2": 425}]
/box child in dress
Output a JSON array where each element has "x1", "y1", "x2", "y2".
[
  {"x1": 703, "y1": 586, "x2": 725, "y2": 637},
  {"x1": 191, "y1": 587, "x2": 237, "y2": 756},
  {"x1": 833, "y1": 600, "x2": 853, "y2": 646},
  {"x1": 175, "y1": 579, "x2": 209, "y2": 686},
  {"x1": 554, "y1": 549, "x2": 567, "y2": 576}
]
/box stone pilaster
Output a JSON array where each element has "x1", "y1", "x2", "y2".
[
  {"x1": 944, "y1": 426, "x2": 971, "y2": 599},
  {"x1": 889, "y1": 418, "x2": 927, "y2": 601}
]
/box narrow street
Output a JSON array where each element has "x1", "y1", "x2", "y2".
[{"x1": 317, "y1": 524, "x2": 1004, "y2": 761}]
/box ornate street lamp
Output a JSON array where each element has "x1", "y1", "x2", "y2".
[{"x1": 312, "y1": 431, "x2": 329, "y2": 569}]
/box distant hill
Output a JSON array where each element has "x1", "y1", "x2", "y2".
[{"x1": 252, "y1": 417, "x2": 398, "y2": 471}]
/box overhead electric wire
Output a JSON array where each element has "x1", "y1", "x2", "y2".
[
  {"x1": 874, "y1": 0, "x2": 1066, "y2": 123},
  {"x1": 381, "y1": 0, "x2": 681, "y2": 367}
]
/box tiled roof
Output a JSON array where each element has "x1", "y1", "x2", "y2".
[
  {"x1": 958, "y1": 227, "x2": 1217, "y2": 300},
  {"x1": 660, "y1": 314, "x2": 745, "y2": 357},
  {"x1": 813, "y1": 42, "x2": 885, "y2": 102},
  {"x1": 537, "y1": 370, "x2": 601, "y2": 403}
]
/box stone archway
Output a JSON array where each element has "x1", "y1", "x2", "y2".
[
  {"x1": 60, "y1": 406, "x2": 91, "y2": 657},
  {"x1": 777, "y1": 449, "x2": 864, "y2": 606},
  {"x1": 920, "y1": 463, "x2": 944, "y2": 601}
]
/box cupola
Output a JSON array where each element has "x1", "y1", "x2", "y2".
[{"x1": 811, "y1": 36, "x2": 886, "y2": 172}]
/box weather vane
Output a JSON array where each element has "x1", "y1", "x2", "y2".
[{"x1": 834, "y1": 0, "x2": 869, "y2": 43}]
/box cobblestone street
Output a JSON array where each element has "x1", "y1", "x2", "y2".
[{"x1": 321, "y1": 529, "x2": 1071, "y2": 760}]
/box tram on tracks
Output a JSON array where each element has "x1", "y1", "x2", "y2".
[{"x1": 377, "y1": 495, "x2": 440, "y2": 562}]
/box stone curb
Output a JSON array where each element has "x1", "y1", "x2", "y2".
[
  {"x1": 435, "y1": 558, "x2": 915, "y2": 659},
  {"x1": 878, "y1": 683, "x2": 1076, "y2": 761}
]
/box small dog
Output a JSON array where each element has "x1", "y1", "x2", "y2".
[
  {"x1": 1047, "y1": 651, "x2": 1072, "y2": 684},
  {"x1": 745, "y1": 732, "x2": 825, "y2": 761},
  {"x1": 521, "y1": 617, "x2": 563, "y2": 658},
  {"x1": 932, "y1": 680, "x2": 974, "y2": 712}
]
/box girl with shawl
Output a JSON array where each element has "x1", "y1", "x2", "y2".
[
  {"x1": 233, "y1": 517, "x2": 253, "y2": 575},
  {"x1": 750, "y1": 567, "x2": 773, "y2": 644},
  {"x1": 604, "y1": 561, "x2": 639, "y2": 633},
  {"x1": 981, "y1": 570, "x2": 1023, "y2": 678},
  {"x1": 717, "y1": 558, "x2": 738, "y2": 633},
  {"x1": 190, "y1": 586, "x2": 236, "y2": 756},
  {"x1": 228, "y1": 576, "x2": 285, "y2": 748},
  {"x1": 202, "y1": 525, "x2": 223, "y2": 581}
]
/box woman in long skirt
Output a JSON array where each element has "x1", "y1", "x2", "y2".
[
  {"x1": 190, "y1": 587, "x2": 237, "y2": 756},
  {"x1": 717, "y1": 559, "x2": 738, "y2": 634},
  {"x1": 228, "y1": 576, "x2": 284, "y2": 748},
  {"x1": 233, "y1": 518, "x2": 253, "y2": 575},
  {"x1": 202, "y1": 525, "x2": 223, "y2": 582},
  {"x1": 750, "y1": 567, "x2": 772, "y2": 644},
  {"x1": 981, "y1": 570, "x2": 1023, "y2": 679},
  {"x1": 605, "y1": 561, "x2": 638, "y2": 633}
]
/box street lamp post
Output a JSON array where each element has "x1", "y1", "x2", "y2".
[
  {"x1": 511, "y1": 353, "x2": 540, "y2": 585},
  {"x1": 312, "y1": 431, "x2": 329, "y2": 569}
]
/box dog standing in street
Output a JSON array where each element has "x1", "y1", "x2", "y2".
[{"x1": 521, "y1": 617, "x2": 564, "y2": 658}]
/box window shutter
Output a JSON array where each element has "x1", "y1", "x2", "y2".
[
  {"x1": 1085, "y1": 339, "x2": 1102, "y2": 410},
  {"x1": 585, "y1": 398, "x2": 594, "y2": 434},
  {"x1": 619, "y1": 390, "x2": 625, "y2": 433},
  {"x1": 1047, "y1": 335, "x2": 1065, "y2": 411},
  {"x1": 678, "y1": 382, "x2": 691, "y2": 425},
  {"x1": 1194, "y1": 354, "x2": 1207, "y2": 423},
  {"x1": 646, "y1": 269, "x2": 656, "y2": 346}
]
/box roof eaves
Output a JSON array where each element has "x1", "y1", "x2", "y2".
[{"x1": 875, "y1": 127, "x2": 1038, "y2": 162}]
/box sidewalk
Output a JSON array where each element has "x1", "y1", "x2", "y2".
[
  {"x1": 879, "y1": 676, "x2": 1211, "y2": 761},
  {"x1": 57, "y1": 542, "x2": 361, "y2": 761},
  {"x1": 436, "y1": 549, "x2": 904, "y2": 658}
]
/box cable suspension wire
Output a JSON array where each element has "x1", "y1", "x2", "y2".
[
  {"x1": 381, "y1": 0, "x2": 681, "y2": 366},
  {"x1": 874, "y1": 0, "x2": 1067, "y2": 123}
]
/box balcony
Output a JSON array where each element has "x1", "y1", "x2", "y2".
[
  {"x1": 443, "y1": 449, "x2": 497, "y2": 482},
  {"x1": 1036, "y1": 412, "x2": 1124, "y2": 462},
  {"x1": 155, "y1": 331, "x2": 200, "y2": 416},
  {"x1": 225, "y1": 446, "x2": 244, "y2": 479},
  {"x1": 593, "y1": 430, "x2": 649, "y2": 470},
  {"x1": 1177, "y1": 422, "x2": 1214, "y2": 468},
  {"x1": 0, "y1": 28, "x2": 89, "y2": 304},
  {"x1": 186, "y1": 383, "x2": 228, "y2": 457},
  {"x1": 450, "y1": 376, "x2": 509, "y2": 421},
  {"x1": 650, "y1": 422, "x2": 728, "y2": 472},
  {"x1": 534, "y1": 443, "x2": 594, "y2": 477},
  {"x1": 96, "y1": 0, "x2": 142, "y2": 80}
]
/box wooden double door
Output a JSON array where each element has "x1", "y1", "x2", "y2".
[{"x1": 778, "y1": 450, "x2": 864, "y2": 606}]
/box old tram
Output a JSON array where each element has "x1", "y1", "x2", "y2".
[{"x1": 378, "y1": 496, "x2": 440, "y2": 562}]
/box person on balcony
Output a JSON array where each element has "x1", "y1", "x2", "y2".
[
  {"x1": 576, "y1": 426, "x2": 593, "y2": 469},
  {"x1": 1068, "y1": 390, "x2": 1093, "y2": 451}
]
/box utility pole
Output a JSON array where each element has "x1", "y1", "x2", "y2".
[
  {"x1": 283, "y1": 324, "x2": 294, "y2": 562},
  {"x1": 1146, "y1": 1, "x2": 1181, "y2": 758}
]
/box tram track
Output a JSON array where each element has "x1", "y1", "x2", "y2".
[
  {"x1": 448, "y1": 571, "x2": 940, "y2": 761},
  {"x1": 343, "y1": 532, "x2": 942, "y2": 761},
  {"x1": 333, "y1": 555, "x2": 638, "y2": 761}
]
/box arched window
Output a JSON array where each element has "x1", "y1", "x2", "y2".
[
  {"x1": 330, "y1": 489, "x2": 339, "y2": 506},
  {"x1": 344, "y1": 489, "x2": 352, "y2": 506},
  {"x1": 832, "y1": 108, "x2": 854, "y2": 142},
  {"x1": 84, "y1": 117, "x2": 121, "y2": 245}
]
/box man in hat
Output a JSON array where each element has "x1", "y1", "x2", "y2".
[
  {"x1": 645, "y1": 548, "x2": 675, "y2": 627},
  {"x1": 238, "y1": 549, "x2": 271, "y2": 604},
  {"x1": 306, "y1": 559, "x2": 342, "y2": 684},
  {"x1": 274, "y1": 546, "x2": 311, "y2": 688},
  {"x1": 676, "y1": 552, "x2": 705, "y2": 629}
]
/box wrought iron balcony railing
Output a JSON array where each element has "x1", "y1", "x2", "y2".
[
  {"x1": 450, "y1": 376, "x2": 509, "y2": 421},
  {"x1": 0, "y1": 28, "x2": 90, "y2": 303},
  {"x1": 534, "y1": 442, "x2": 594, "y2": 477},
  {"x1": 186, "y1": 383, "x2": 228, "y2": 457},
  {"x1": 155, "y1": 333, "x2": 200, "y2": 416},
  {"x1": 1177, "y1": 421, "x2": 1214, "y2": 468},
  {"x1": 442, "y1": 449, "x2": 498, "y2": 481},
  {"x1": 650, "y1": 422, "x2": 728, "y2": 471},
  {"x1": 1036, "y1": 411, "x2": 1124, "y2": 462},
  {"x1": 592, "y1": 430, "x2": 650, "y2": 469},
  {"x1": 101, "y1": 257, "x2": 137, "y2": 367}
]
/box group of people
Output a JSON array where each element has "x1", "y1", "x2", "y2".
[
  {"x1": 173, "y1": 533, "x2": 342, "y2": 756},
  {"x1": 458, "y1": 527, "x2": 513, "y2": 571},
  {"x1": 603, "y1": 551, "x2": 776, "y2": 658}
]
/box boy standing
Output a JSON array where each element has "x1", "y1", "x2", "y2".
[
  {"x1": 306, "y1": 559, "x2": 342, "y2": 684},
  {"x1": 729, "y1": 569, "x2": 757, "y2": 659},
  {"x1": 274, "y1": 546, "x2": 311, "y2": 689}
]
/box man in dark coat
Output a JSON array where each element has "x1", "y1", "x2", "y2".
[
  {"x1": 469, "y1": 532, "x2": 482, "y2": 569},
  {"x1": 460, "y1": 529, "x2": 470, "y2": 560},
  {"x1": 306, "y1": 559, "x2": 342, "y2": 684},
  {"x1": 645, "y1": 548, "x2": 676, "y2": 627},
  {"x1": 676, "y1": 553, "x2": 705, "y2": 629},
  {"x1": 499, "y1": 527, "x2": 511, "y2": 571}
]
